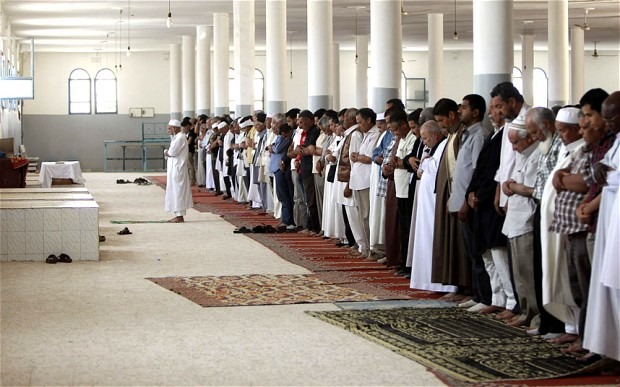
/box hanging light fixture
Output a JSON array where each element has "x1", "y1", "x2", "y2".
[
  {"x1": 288, "y1": 31, "x2": 295, "y2": 79},
  {"x1": 355, "y1": 7, "x2": 360, "y2": 64},
  {"x1": 126, "y1": 0, "x2": 131, "y2": 57},
  {"x1": 453, "y1": 0, "x2": 459, "y2": 40},
  {"x1": 166, "y1": 0, "x2": 172, "y2": 28}
]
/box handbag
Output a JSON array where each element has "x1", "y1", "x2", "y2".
[{"x1": 326, "y1": 164, "x2": 336, "y2": 183}]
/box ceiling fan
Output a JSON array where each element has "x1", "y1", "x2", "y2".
[
  {"x1": 591, "y1": 42, "x2": 618, "y2": 58},
  {"x1": 574, "y1": 7, "x2": 594, "y2": 30}
]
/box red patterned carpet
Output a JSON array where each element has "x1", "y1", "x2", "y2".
[{"x1": 149, "y1": 175, "x2": 439, "y2": 300}]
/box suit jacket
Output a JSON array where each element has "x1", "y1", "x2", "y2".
[{"x1": 466, "y1": 128, "x2": 506, "y2": 252}]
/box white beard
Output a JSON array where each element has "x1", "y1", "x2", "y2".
[{"x1": 538, "y1": 134, "x2": 553, "y2": 155}]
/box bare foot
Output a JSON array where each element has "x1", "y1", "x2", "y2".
[
  {"x1": 548, "y1": 333, "x2": 578, "y2": 344},
  {"x1": 168, "y1": 216, "x2": 184, "y2": 223},
  {"x1": 562, "y1": 338, "x2": 585, "y2": 353},
  {"x1": 495, "y1": 310, "x2": 516, "y2": 320},
  {"x1": 480, "y1": 305, "x2": 505, "y2": 314}
]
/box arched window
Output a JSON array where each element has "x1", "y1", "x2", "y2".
[
  {"x1": 229, "y1": 67, "x2": 265, "y2": 115},
  {"x1": 533, "y1": 68, "x2": 549, "y2": 108},
  {"x1": 254, "y1": 68, "x2": 264, "y2": 111},
  {"x1": 512, "y1": 67, "x2": 523, "y2": 96},
  {"x1": 94, "y1": 68, "x2": 117, "y2": 114},
  {"x1": 68, "y1": 68, "x2": 91, "y2": 114}
]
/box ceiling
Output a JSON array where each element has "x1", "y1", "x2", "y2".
[{"x1": 1, "y1": 0, "x2": 619, "y2": 55}]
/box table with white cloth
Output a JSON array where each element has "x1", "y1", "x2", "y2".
[{"x1": 38, "y1": 161, "x2": 85, "y2": 188}]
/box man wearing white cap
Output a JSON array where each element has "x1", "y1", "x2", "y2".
[
  {"x1": 539, "y1": 107, "x2": 587, "y2": 350},
  {"x1": 164, "y1": 119, "x2": 193, "y2": 223},
  {"x1": 500, "y1": 117, "x2": 540, "y2": 327}
]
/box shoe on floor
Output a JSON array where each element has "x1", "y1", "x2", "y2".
[
  {"x1": 457, "y1": 299, "x2": 477, "y2": 308},
  {"x1": 117, "y1": 227, "x2": 133, "y2": 234},
  {"x1": 45, "y1": 254, "x2": 57, "y2": 264},
  {"x1": 467, "y1": 303, "x2": 489, "y2": 313}
]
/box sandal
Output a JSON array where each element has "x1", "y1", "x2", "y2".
[
  {"x1": 233, "y1": 226, "x2": 252, "y2": 234},
  {"x1": 46, "y1": 254, "x2": 57, "y2": 264},
  {"x1": 117, "y1": 227, "x2": 132, "y2": 235},
  {"x1": 57, "y1": 253, "x2": 72, "y2": 263}
]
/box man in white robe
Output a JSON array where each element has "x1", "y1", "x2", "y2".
[
  {"x1": 164, "y1": 119, "x2": 193, "y2": 223},
  {"x1": 410, "y1": 121, "x2": 456, "y2": 293}
]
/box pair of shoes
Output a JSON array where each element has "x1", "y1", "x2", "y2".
[
  {"x1": 251, "y1": 225, "x2": 266, "y2": 233},
  {"x1": 46, "y1": 253, "x2": 72, "y2": 264},
  {"x1": 99, "y1": 235, "x2": 106, "y2": 242},
  {"x1": 117, "y1": 227, "x2": 132, "y2": 235},
  {"x1": 116, "y1": 179, "x2": 131, "y2": 184},
  {"x1": 457, "y1": 299, "x2": 478, "y2": 308},
  {"x1": 233, "y1": 226, "x2": 252, "y2": 234},
  {"x1": 467, "y1": 303, "x2": 489, "y2": 313},
  {"x1": 264, "y1": 225, "x2": 276, "y2": 233}
]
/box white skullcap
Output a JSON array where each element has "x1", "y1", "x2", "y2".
[
  {"x1": 556, "y1": 107, "x2": 580, "y2": 125},
  {"x1": 217, "y1": 121, "x2": 227, "y2": 129},
  {"x1": 376, "y1": 112, "x2": 385, "y2": 121},
  {"x1": 510, "y1": 116, "x2": 527, "y2": 131},
  {"x1": 239, "y1": 120, "x2": 254, "y2": 129},
  {"x1": 211, "y1": 123, "x2": 218, "y2": 129},
  {"x1": 168, "y1": 119, "x2": 181, "y2": 127}
]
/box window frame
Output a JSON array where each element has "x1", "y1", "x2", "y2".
[
  {"x1": 68, "y1": 68, "x2": 92, "y2": 115},
  {"x1": 94, "y1": 68, "x2": 118, "y2": 114}
]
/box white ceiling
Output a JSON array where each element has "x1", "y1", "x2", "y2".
[{"x1": 2, "y1": 0, "x2": 619, "y2": 55}]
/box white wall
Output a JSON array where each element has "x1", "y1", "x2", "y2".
[{"x1": 17, "y1": 47, "x2": 620, "y2": 171}]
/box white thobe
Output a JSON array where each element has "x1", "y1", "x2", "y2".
[
  {"x1": 583, "y1": 170, "x2": 620, "y2": 361},
  {"x1": 165, "y1": 132, "x2": 193, "y2": 214},
  {"x1": 410, "y1": 138, "x2": 457, "y2": 292}
]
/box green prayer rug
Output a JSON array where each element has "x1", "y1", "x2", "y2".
[{"x1": 307, "y1": 307, "x2": 609, "y2": 383}]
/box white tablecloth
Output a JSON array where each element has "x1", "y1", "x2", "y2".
[{"x1": 38, "y1": 161, "x2": 85, "y2": 188}]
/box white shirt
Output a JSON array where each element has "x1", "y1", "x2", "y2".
[
  {"x1": 394, "y1": 130, "x2": 417, "y2": 198},
  {"x1": 502, "y1": 142, "x2": 540, "y2": 238},
  {"x1": 350, "y1": 126, "x2": 380, "y2": 190}
]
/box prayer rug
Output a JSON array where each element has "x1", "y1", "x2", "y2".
[
  {"x1": 307, "y1": 307, "x2": 611, "y2": 383},
  {"x1": 147, "y1": 274, "x2": 411, "y2": 307}
]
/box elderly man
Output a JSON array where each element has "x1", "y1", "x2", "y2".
[
  {"x1": 410, "y1": 120, "x2": 455, "y2": 292},
  {"x1": 164, "y1": 119, "x2": 193, "y2": 223},
  {"x1": 517, "y1": 107, "x2": 567, "y2": 337},
  {"x1": 539, "y1": 107, "x2": 587, "y2": 347},
  {"x1": 548, "y1": 105, "x2": 600, "y2": 354},
  {"x1": 501, "y1": 117, "x2": 540, "y2": 327}
]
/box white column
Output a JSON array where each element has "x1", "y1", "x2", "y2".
[
  {"x1": 196, "y1": 25, "x2": 212, "y2": 116},
  {"x1": 473, "y1": 0, "x2": 513, "y2": 104},
  {"x1": 266, "y1": 0, "x2": 287, "y2": 115},
  {"x1": 521, "y1": 34, "x2": 534, "y2": 105},
  {"x1": 370, "y1": 0, "x2": 401, "y2": 112},
  {"x1": 428, "y1": 14, "x2": 443, "y2": 106},
  {"x1": 169, "y1": 43, "x2": 182, "y2": 120},
  {"x1": 333, "y1": 43, "x2": 341, "y2": 111},
  {"x1": 213, "y1": 13, "x2": 230, "y2": 116},
  {"x1": 182, "y1": 35, "x2": 196, "y2": 118},
  {"x1": 548, "y1": 0, "x2": 569, "y2": 107},
  {"x1": 307, "y1": 0, "x2": 333, "y2": 110},
  {"x1": 570, "y1": 26, "x2": 584, "y2": 105},
  {"x1": 356, "y1": 35, "x2": 369, "y2": 108},
  {"x1": 234, "y1": 0, "x2": 255, "y2": 117}
]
